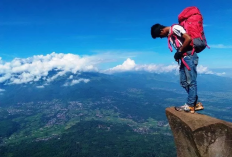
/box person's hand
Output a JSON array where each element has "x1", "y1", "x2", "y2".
[{"x1": 174, "y1": 51, "x2": 183, "y2": 61}]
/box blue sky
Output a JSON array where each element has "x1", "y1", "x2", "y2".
[{"x1": 0, "y1": 0, "x2": 232, "y2": 83}]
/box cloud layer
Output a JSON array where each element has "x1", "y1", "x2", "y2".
[
  {"x1": 63, "y1": 78, "x2": 90, "y2": 87},
  {"x1": 210, "y1": 44, "x2": 232, "y2": 49},
  {"x1": 0, "y1": 52, "x2": 98, "y2": 84},
  {"x1": 104, "y1": 58, "x2": 179, "y2": 73},
  {"x1": 103, "y1": 58, "x2": 220, "y2": 75},
  {"x1": 0, "y1": 52, "x2": 222, "y2": 85}
]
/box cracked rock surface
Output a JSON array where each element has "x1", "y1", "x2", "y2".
[{"x1": 166, "y1": 107, "x2": 232, "y2": 157}]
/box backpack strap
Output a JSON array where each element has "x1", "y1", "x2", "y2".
[
  {"x1": 191, "y1": 48, "x2": 195, "y2": 55},
  {"x1": 168, "y1": 24, "x2": 180, "y2": 52},
  {"x1": 168, "y1": 35, "x2": 173, "y2": 52},
  {"x1": 182, "y1": 53, "x2": 191, "y2": 70},
  {"x1": 181, "y1": 57, "x2": 190, "y2": 71}
]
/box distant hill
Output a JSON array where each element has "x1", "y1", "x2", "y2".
[
  {"x1": 0, "y1": 71, "x2": 231, "y2": 157},
  {"x1": 0, "y1": 71, "x2": 232, "y2": 103}
]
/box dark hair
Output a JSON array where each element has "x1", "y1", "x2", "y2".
[{"x1": 151, "y1": 23, "x2": 165, "y2": 39}]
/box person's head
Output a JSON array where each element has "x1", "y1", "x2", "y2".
[{"x1": 151, "y1": 23, "x2": 168, "y2": 39}]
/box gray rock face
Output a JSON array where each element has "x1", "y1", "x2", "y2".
[{"x1": 166, "y1": 107, "x2": 232, "y2": 157}]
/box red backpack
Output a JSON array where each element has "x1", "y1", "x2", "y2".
[{"x1": 168, "y1": 6, "x2": 209, "y2": 55}]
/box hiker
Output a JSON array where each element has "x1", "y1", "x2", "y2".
[
  {"x1": 150, "y1": 7, "x2": 207, "y2": 113},
  {"x1": 150, "y1": 23, "x2": 203, "y2": 113}
]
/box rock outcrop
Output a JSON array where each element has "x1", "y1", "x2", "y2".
[{"x1": 166, "y1": 107, "x2": 232, "y2": 157}]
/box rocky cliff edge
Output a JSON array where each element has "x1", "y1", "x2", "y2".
[{"x1": 166, "y1": 107, "x2": 232, "y2": 157}]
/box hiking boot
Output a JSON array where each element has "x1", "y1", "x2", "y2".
[
  {"x1": 195, "y1": 102, "x2": 204, "y2": 111},
  {"x1": 175, "y1": 104, "x2": 195, "y2": 114}
]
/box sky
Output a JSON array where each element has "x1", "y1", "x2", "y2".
[{"x1": 0, "y1": 0, "x2": 232, "y2": 85}]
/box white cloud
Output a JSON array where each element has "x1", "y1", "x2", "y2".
[
  {"x1": 215, "y1": 72, "x2": 226, "y2": 76},
  {"x1": 36, "y1": 85, "x2": 45, "y2": 88},
  {"x1": 104, "y1": 58, "x2": 179, "y2": 73},
  {"x1": 0, "y1": 73, "x2": 11, "y2": 83},
  {"x1": 135, "y1": 64, "x2": 178, "y2": 73},
  {"x1": 70, "y1": 79, "x2": 90, "y2": 86},
  {"x1": 63, "y1": 78, "x2": 90, "y2": 86},
  {"x1": 47, "y1": 71, "x2": 66, "y2": 82},
  {"x1": 106, "y1": 58, "x2": 136, "y2": 72},
  {"x1": 197, "y1": 65, "x2": 226, "y2": 76},
  {"x1": 197, "y1": 65, "x2": 213, "y2": 74},
  {"x1": 210, "y1": 44, "x2": 232, "y2": 49},
  {"x1": 0, "y1": 52, "x2": 99, "y2": 84},
  {"x1": 0, "y1": 53, "x2": 224, "y2": 85},
  {"x1": 104, "y1": 58, "x2": 216, "y2": 75},
  {"x1": 0, "y1": 89, "x2": 5, "y2": 92}
]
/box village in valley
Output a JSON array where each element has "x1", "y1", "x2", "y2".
[{"x1": 0, "y1": 97, "x2": 171, "y2": 145}]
